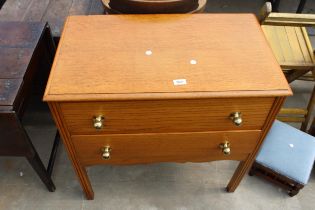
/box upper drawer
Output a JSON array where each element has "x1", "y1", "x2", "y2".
[{"x1": 60, "y1": 98, "x2": 274, "y2": 135}]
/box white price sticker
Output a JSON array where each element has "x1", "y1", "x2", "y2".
[{"x1": 173, "y1": 79, "x2": 187, "y2": 86}]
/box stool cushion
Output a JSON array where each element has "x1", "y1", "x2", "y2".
[{"x1": 256, "y1": 120, "x2": 315, "y2": 185}]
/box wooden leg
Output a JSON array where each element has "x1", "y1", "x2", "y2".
[
  {"x1": 289, "y1": 183, "x2": 304, "y2": 196},
  {"x1": 76, "y1": 166, "x2": 94, "y2": 200},
  {"x1": 62, "y1": 157, "x2": 94, "y2": 199},
  {"x1": 270, "y1": 0, "x2": 280, "y2": 12},
  {"x1": 48, "y1": 103, "x2": 94, "y2": 200},
  {"x1": 226, "y1": 158, "x2": 252, "y2": 192},
  {"x1": 285, "y1": 69, "x2": 310, "y2": 83},
  {"x1": 26, "y1": 152, "x2": 56, "y2": 192},
  {"x1": 297, "y1": 0, "x2": 307, "y2": 13},
  {"x1": 227, "y1": 97, "x2": 285, "y2": 192},
  {"x1": 301, "y1": 84, "x2": 315, "y2": 131},
  {"x1": 1, "y1": 113, "x2": 57, "y2": 192},
  {"x1": 22, "y1": 127, "x2": 56, "y2": 192}
]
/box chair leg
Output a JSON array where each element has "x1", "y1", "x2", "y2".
[
  {"x1": 269, "y1": 0, "x2": 280, "y2": 12},
  {"x1": 308, "y1": 117, "x2": 315, "y2": 136},
  {"x1": 297, "y1": 0, "x2": 307, "y2": 13},
  {"x1": 285, "y1": 69, "x2": 310, "y2": 83},
  {"x1": 26, "y1": 152, "x2": 56, "y2": 192},
  {"x1": 301, "y1": 84, "x2": 315, "y2": 131}
]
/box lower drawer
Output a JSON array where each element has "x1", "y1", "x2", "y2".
[{"x1": 72, "y1": 130, "x2": 261, "y2": 165}]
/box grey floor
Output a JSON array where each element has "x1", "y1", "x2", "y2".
[{"x1": 1, "y1": 1, "x2": 315, "y2": 210}]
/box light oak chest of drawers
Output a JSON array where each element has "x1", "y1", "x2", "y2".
[{"x1": 44, "y1": 14, "x2": 291, "y2": 200}]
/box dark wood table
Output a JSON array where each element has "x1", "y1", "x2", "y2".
[
  {"x1": 0, "y1": 0, "x2": 105, "y2": 38},
  {"x1": 0, "y1": 21, "x2": 59, "y2": 191}
]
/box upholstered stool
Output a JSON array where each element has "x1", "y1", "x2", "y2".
[{"x1": 249, "y1": 120, "x2": 315, "y2": 196}]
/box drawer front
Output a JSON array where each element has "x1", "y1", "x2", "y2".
[
  {"x1": 72, "y1": 130, "x2": 261, "y2": 165},
  {"x1": 61, "y1": 98, "x2": 274, "y2": 135}
]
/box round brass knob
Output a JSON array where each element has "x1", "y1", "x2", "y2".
[
  {"x1": 230, "y1": 112, "x2": 242, "y2": 126},
  {"x1": 219, "y1": 141, "x2": 231, "y2": 155},
  {"x1": 101, "y1": 146, "x2": 111, "y2": 160},
  {"x1": 93, "y1": 116, "x2": 104, "y2": 129}
]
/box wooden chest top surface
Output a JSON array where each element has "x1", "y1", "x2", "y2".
[{"x1": 44, "y1": 14, "x2": 291, "y2": 101}]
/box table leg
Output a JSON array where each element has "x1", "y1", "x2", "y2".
[
  {"x1": 2, "y1": 113, "x2": 57, "y2": 192},
  {"x1": 227, "y1": 97, "x2": 285, "y2": 192},
  {"x1": 226, "y1": 157, "x2": 253, "y2": 192},
  {"x1": 48, "y1": 103, "x2": 94, "y2": 199},
  {"x1": 26, "y1": 152, "x2": 56, "y2": 192}
]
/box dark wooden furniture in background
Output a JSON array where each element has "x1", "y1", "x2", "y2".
[
  {"x1": 270, "y1": 0, "x2": 307, "y2": 13},
  {"x1": 0, "y1": 0, "x2": 105, "y2": 38},
  {"x1": 109, "y1": 0, "x2": 198, "y2": 13},
  {"x1": 44, "y1": 14, "x2": 291, "y2": 200},
  {"x1": 0, "y1": 21, "x2": 58, "y2": 191},
  {"x1": 103, "y1": 0, "x2": 206, "y2": 14},
  {"x1": 0, "y1": 0, "x2": 6, "y2": 9}
]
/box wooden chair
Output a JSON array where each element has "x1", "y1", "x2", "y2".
[
  {"x1": 276, "y1": 85, "x2": 315, "y2": 131},
  {"x1": 260, "y1": 2, "x2": 315, "y2": 131},
  {"x1": 268, "y1": 0, "x2": 307, "y2": 13},
  {"x1": 102, "y1": 0, "x2": 207, "y2": 14}
]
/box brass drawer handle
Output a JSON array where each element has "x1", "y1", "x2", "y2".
[
  {"x1": 219, "y1": 141, "x2": 231, "y2": 155},
  {"x1": 93, "y1": 115, "x2": 104, "y2": 129},
  {"x1": 230, "y1": 112, "x2": 242, "y2": 126},
  {"x1": 101, "y1": 146, "x2": 111, "y2": 160}
]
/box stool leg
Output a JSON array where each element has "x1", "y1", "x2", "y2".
[
  {"x1": 26, "y1": 152, "x2": 56, "y2": 192},
  {"x1": 288, "y1": 183, "x2": 304, "y2": 196}
]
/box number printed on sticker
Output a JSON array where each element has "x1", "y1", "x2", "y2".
[{"x1": 173, "y1": 79, "x2": 187, "y2": 86}]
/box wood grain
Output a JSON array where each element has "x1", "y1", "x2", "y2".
[
  {"x1": 102, "y1": 0, "x2": 206, "y2": 14},
  {"x1": 61, "y1": 98, "x2": 274, "y2": 135},
  {"x1": 44, "y1": 14, "x2": 291, "y2": 101},
  {"x1": 0, "y1": 0, "x2": 33, "y2": 21},
  {"x1": 22, "y1": 0, "x2": 50, "y2": 21},
  {"x1": 107, "y1": 0, "x2": 199, "y2": 14},
  {"x1": 0, "y1": 79, "x2": 22, "y2": 106},
  {"x1": 263, "y1": 12, "x2": 315, "y2": 27},
  {"x1": 0, "y1": 0, "x2": 105, "y2": 37},
  {"x1": 0, "y1": 48, "x2": 33, "y2": 78},
  {"x1": 73, "y1": 130, "x2": 261, "y2": 166},
  {"x1": 262, "y1": 25, "x2": 315, "y2": 68},
  {"x1": 41, "y1": 0, "x2": 74, "y2": 36},
  {"x1": 0, "y1": 21, "x2": 45, "y2": 48}
]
